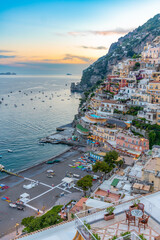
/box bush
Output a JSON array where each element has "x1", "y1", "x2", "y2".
[{"x1": 21, "y1": 205, "x2": 63, "y2": 233}]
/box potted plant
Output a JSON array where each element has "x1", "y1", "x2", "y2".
[
  {"x1": 129, "y1": 199, "x2": 140, "y2": 211},
  {"x1": 104, "y1": 206, "x2": 115, "y2": 221}
]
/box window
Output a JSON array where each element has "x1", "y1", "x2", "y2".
[
  {"x1": 144, "y1": 142, "x2": 146, "y2": 146},
  {"x1": 128, "y1": 144, "x2": 130, "y2": 148},
  {"x1": 123, "y1": 143, "x2": 125, "y2": 147},
  {"x1": 136, "y1": 141, "x2": 138, "y2": 145},
  {"x1": 132, "y1": 140, "x2": 134, "y2": 144}
]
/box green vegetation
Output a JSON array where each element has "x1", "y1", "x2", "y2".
[
  {"x1": 21, "y1": 205, "x2": 63, "y2": 233},
  {"x1": 77, "y1": 175, "x2": 93, "y2": 195},
  {"x1": 104, "y1": 150, "x2": 119, "y2": 167},
  {"x1": 84, "y1": 220, "x2": 91, "y2": 230},
  {"x1": 132, "y1": 119, "x2": 160, "y2": 148},
  {"x1": 126, "y1": 106, "x2": 143, "y2": 116},
  {"x1": 121, "y1": 231, "x2": 131, "y2": 236},
  {"x1": 132, "y1": 54, "x2": 141, "y2": 59},
  {"x1": 110, "y1": 232, "x2": 146, "y2": 240},
  {"x1": 92, "y1": 233, "x2": 101, "y2": 240},
  {"x1": 131, "y1": 130, "x2": 144, "y2": 137},
  {"x1": 114, "y1": 109, "x2": 123, "y2": 114},
  {"x1": 106, "y1": 206, "x2": 115, "y2": 215},
  {"x1": 139, "y1": 234, "x2": 147, "y2": 240},
  {"x1": 93, "y1": 161, "x2": 113, "y2": 179},
  {"x1": 133, "y1": 62, "x2": 140, "y2": 71}
]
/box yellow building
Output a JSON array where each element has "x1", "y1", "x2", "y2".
[
  {"x1": 142, "y1": 157, "x2": 160, "y2": 191},
  {"x1": 151, "y1": 72, "x2": 160, "y2": 82},
  {"x1": 148, "y1": 81, "x2": 160, "y2": 103},
  {"x1": 131, "y1": 92, "x2": 152, "y2": 105},
  {"x1": 91, "y1": 125, "x2": 118, "y2": 144},
  {"x1": 90, "y1": 98, "x2": 102, "y2": 109}
]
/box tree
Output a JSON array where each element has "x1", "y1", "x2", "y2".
[
  {"x1": 77, "y1": 175, "x2": 93, "y2": 196},
  {"x1": 93, "y1": 161, "x2": 112, "y2": 179},
  {"x1": 104, "y1": 150, "x2": 118, "y2": 166},
  {"x1": 149, "y1": 130, "x2": 156, "y2": 149}
]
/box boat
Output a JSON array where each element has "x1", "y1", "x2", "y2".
[
  {"x1": 39, "y1": 143, "x2": 44, "y2": 146},
  {"x1": 7, "y1": 149, "x2": 13, "y2": 153},
  {"x1": 46, "y1": 159, "x2": 61, "y2": 164},
  {"x1": 66, "y1": 73, "x2": 72, "y2": 75},
  {"x1": 0, "y1": 155, "x2": 2, "y2": 158}
]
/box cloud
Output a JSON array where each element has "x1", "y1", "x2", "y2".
[
  {"x1": 80, "y1": 46, "x2": 108, "y2": 50},
  {"x1": 62, "y1": 54, "x2": 91, "y2": 63},
  {"x1": 0, "y1": 55, "x2": 16, "y2": 59},
  {"x1": 0, "y1": 50, "x2": 14, "y2": 53},
  {"x1": 68, "y1": 27, "x2": 133, "y2": 37}
]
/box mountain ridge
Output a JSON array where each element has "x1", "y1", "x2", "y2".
[{"x1": 79, "y1": 13, "x2": 160, "y2": 89}]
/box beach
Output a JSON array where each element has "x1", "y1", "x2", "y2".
[{"x1": 0, "y1": 146, "x2": 99, "y2": 238}]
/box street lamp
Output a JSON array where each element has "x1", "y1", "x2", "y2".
[{"x1": 15, "y1": 223, "x2": 19, "y2": 235}]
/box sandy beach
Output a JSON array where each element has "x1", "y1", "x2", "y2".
[{"x1": 0, "y1": 146, "x2": 99, "y2": 239}]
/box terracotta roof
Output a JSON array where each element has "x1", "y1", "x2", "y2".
[{"x1": 70, "y1": 198, "x2": 88, "y2": 213}]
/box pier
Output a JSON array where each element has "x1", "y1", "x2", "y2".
[
  {"x1": 1, "y1": 168, "x2": 23, "y2": 178},
  {"x1": 40, "y1": 137, "x2": 86, "y2": 147}
]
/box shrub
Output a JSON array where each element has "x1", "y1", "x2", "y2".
[{"x1": 21, "y1": 205, "x2": 63, "y2": 233}]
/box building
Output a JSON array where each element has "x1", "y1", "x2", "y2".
[
  {"x1": 130, "y1": 91, "x2": 152, "y2": 106},
  {"x1": 91, "y1": 124, "x2": 118, "y2": 145},
  {"x1": 99, "y1": 100, "x2": 127, "y2": 113},
  {"x1": 142, "y1": 157, "x2": 160, "y2": 191},
  {"x1": 137, "y1": 109, "x2": 157, "y2": 124},
  {"x1": 148, "y1": 81, "x2": 160, "y2": 103},
  {"x1": 116, "y1": 131, "x2": 149, "y2": 155},
  {"x1": 141, "y1": 43, "x2": 160, "y2": 64},
  {"x1": 151, "y1": 72, "x2": 160, "y2": 81}
]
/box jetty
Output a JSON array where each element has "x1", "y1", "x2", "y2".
[
  {"x1": 0, "y1": 168, "x2": 22, "y2": 178},
  {"x1": 40, "y1": 125, "x2": 86, "y2": 147},
  {"x1": 40, "y1": 137, "x2": 86, "y2": 147}
]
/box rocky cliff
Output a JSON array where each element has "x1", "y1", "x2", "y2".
[{"x1": 79, "y1": 14, "x2": 160, "y2": 89}]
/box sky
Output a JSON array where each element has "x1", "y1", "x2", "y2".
[{"x1": 0, "y1": 0, "x2": 160, "y2": 74}]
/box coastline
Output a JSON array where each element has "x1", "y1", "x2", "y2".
[{"x1": 0, "y1": 146, "x2": 72, "y2": 182}]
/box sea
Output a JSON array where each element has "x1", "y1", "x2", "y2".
[{"x1": 0, "y1": 73, "x2": 82, "y2": 179}]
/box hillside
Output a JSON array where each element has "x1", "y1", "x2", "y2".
[{"x1": 79, "y1": 14, "x2": 160, "y2": 89}]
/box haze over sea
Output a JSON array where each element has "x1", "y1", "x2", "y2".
[{"x1": 0, "y1": 65, "x2": 86, "y2": 179}]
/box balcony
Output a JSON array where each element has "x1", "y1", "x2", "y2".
[{"x1": 74, "y1": 192, "x2": 160, "y2": 240}]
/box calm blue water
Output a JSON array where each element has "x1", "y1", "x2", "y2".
[{"x1": 0, "y1": 74, "x2": 81, "y2": 178}]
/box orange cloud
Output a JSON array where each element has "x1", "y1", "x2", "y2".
[{"x1": 68, "y1": 27, "x2": 133, "y2": 36}]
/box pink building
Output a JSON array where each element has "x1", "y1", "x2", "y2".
[{"x1": 116, "y1": 132, "x2": 149, "y2": 154}]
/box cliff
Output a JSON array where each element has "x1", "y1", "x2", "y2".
[{"x1": 79, "y1": 13, "x2": 160, "y2": 89}]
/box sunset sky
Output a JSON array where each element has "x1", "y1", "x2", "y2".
[{"x1": 0, "y1": 0, "x2": 160, "y2": 73}]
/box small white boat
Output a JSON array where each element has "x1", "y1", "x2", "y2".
[
  {"x1": 8, "y1": 149, "x2": 13, "y2": 153},
  {"x1": 9, "y1": 203, "x2": 17, "y2": 208}
]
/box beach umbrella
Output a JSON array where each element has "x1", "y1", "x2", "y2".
[{"x1": 5, "y1": 196, "x2": 10, "y2": 200}]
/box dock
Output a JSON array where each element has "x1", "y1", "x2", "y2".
[
  {"x1": 1, "y1": 168, "x2": 23, "y2": 178},
  {"x1": 40, "y1": 137, "x2": 86, "y2": 147},
  {"x1": 40, "y1": 126, "x2": 86, "y2": 147}
]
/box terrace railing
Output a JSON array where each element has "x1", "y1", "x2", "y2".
[
  {"x1": 74, "y1": 191, "x2": 160, "y2": 239},
  {"x1": 116, "y1": 232, "x2": 142, "y2": 240}
]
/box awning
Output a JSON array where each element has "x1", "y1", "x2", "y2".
[{"x1": 111, "y1": 178, "x2": 119, "y2": 187}]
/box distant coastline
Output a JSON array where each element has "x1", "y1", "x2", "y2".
[{"x1": 0, "y1": 72, "x2": 16, "y2": 75}]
